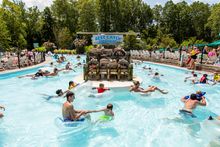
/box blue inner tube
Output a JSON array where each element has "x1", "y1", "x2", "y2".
[{"x1": 184, "y1": 92, "x2": 206, "y2": 101}]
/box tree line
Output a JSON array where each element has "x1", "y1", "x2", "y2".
[{"x1": 0, "y1": 0, "x2": 220, "y2": 52}]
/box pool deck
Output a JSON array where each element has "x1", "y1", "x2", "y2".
[
  {"x1": 0, "y1": 57, "x2": 52, "y2": 75},
  {"x1": 73, "y1": 74, "x2": 142, "y2": 88}
]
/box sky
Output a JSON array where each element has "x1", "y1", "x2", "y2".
[{"x1": 0, "y1": 0, "x2": 219, "y2": 10}]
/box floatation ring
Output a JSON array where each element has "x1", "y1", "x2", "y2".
[
  {"x1": 88, "y1": 91, "x2": 111, "y2": 98},
  {"x1": 55, "y1": 117, "x2": 86, "y2": 128},
  {"x1": 99, "y1": 115, "x2": 113, "y2": 121},
  {"x1": 184, "y1": 92, "x2": 206, "y2": 100},
  {"x1": 139, "y1": 92, "x2": 152, "y2": 96}
]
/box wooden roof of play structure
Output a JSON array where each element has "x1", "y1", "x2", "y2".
[{"x1": 77, "y1": 32, "x2": 140, "y2": 35}]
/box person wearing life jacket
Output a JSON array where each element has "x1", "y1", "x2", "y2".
[
  {"x1": 213, "y1": 72, "x2": 220, "y2": 82},
  {"x1": 200, "y1": 74, "x2": 208, "y2": 84},
  {"x1": 93, "y1": 83, "x2": 110, "y2": 93},
  {"x1": 68, "y1": 81, "x2": 79, "y2": 90}
]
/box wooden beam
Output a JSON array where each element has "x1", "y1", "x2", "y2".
[{"x1": 76, "y1": 32, "x2": 140, "y2": 35}]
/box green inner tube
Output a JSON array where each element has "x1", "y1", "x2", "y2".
[{"x1": 99, "y1": 115, "x2": 113, "y2": 121}]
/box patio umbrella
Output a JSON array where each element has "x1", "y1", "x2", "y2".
[{"x1": 208, "y1": 40, "x2": 220, "y2": 47}]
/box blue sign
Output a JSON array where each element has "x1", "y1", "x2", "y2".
[{"x1": 92, "y1": 35, "x2": 123, "y2": 45}]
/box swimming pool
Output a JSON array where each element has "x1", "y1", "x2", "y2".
[{"x1": 0, "y1": 55, "x2": 220, "y2": 147}]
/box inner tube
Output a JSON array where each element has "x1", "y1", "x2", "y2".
[
  {"x1": 88, "y1": 91, "x2": 111, "y2": 98},
  {"x1": 99, "y1": 115, "x2": 113, "y2": 121},
  {"x1": 55, "y1": 117, "x2": 86, "y2": 128},
  {"x1": 184, "y1": 92, "x2": 206, "y2": 101}
]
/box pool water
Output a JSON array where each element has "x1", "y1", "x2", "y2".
[{"x1": 0, "y1": 55, "x2": 220, "y2": 147}]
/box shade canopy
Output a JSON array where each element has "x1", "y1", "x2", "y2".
[{"x1": 208, "y1": 40, "x2": 220, "y2": 47}]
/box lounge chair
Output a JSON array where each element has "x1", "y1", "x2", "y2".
[
  {"x1": 99, "y1": 58, "x2": 109, "y2": 80},
  {"x1": 108, "y1": 59, "x2": 119, "y2": 80},
  {"x1": 84, "y1": 58, "x2": 99, "y2": 81},
  {"x1": 118, "y1": 58, "x2": 132, "y2": 80}
]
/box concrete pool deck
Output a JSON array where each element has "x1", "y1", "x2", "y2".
[
  {"x1": 0, "y1": 57, "x2": 52, "y2": 75},
  {"x1": 73, "y1": 74, "x2": 143, "y2": 88}
]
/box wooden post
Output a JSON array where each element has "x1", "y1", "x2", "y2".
[
  {"x1": 200, "y1": 48, "x2": 204, "y2": 64},
  {"x1": 33, "y1": 52, "x2": 36, "y2": 65},
  {"x1": 17, "y1": 52, "x2": 21, "y2": 69}
]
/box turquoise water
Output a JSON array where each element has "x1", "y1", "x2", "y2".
[{"x1": 0, "y1": 55, "x2": 220, "y2": 147}]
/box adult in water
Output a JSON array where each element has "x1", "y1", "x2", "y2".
[
  {"x1": 130, "y1": 81, "x2": 168, "y2": 94},
  {"x1": 44, "y1": 68, "x2": 60, "y2": 77},
  {"x1": 18, "y1": 69, "x2": 45, "y2": 79},
  {"x1": 62, "y1": 92, "x2": 88, "y2": 121},
  {"x1": 180, "y1": 93, "x2": 206, "y2": 116},
  {"x1": 0, "y1": 105, "x2": 5, "y2": 118},
  {"x1": 65, "y1": 62, "x2": 73, "y2": 70}
]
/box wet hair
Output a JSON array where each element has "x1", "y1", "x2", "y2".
[
  {"x1": 107, "y1": 103, "x2": 113, "y2": 110},
  {"x1": 190, "y1": 94, "x2": 197, "y2": 100},
  {"x1": 56, "y1": 89, "x2": 63, "y2": 95},
  {"x1": 133, "y1": 81, "x2": 140, "y2": 86},
  {"x1": 99, "y1": 83, "x2": 104, "y2": 87},
  {"x1": 54, "y1": 68, "x2": 58, "y2": 72},
  {"x1": 69, "y1": 81, "x2": 74, "y2": 86},
  {"x1": 50, "y1": 62, "x2": 53, "y2": 65},
  {"x1": 193, "y1": 74, "x2": 197, "y2": 77},
  {"x1": 149, "y1": 68, "x2": 152, "y2": 70},
  {"x1": 155, "y1": 72, "x2": 159, "y2": 76},
  {"x1": 203, "y1": 74, "x2": 208, "y2": 77},
  {"x1": 66, "y1": 91, "x2": 74, "y2": 99}
]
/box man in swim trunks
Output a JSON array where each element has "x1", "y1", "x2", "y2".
[
  {"x1": 130, "y1": 81, "x2": 168, "y2": 94},
  {"x1": 62, "y1": 92, "x2": 88, "y2": 121},
  {"x1": 0, "y1": 105, "x2": 5, "y2": 118},
  {"x1": 93, "y1": 83, "x2": 110, "y2": 93},
  {"x1": 180, "y1": 93, "x2": 206, "y2": 114}
]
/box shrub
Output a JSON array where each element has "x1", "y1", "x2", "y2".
[
  {"x1": 33, "y1": 47, "x2": 46, "y2": 52},
  {"x1": 53, "y1": 49, "x2": 76, "y2": 54}
]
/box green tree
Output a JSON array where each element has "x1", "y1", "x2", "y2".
[
  {"x1": 1, "y1": 0, "x2": 27, "y2": 50},
  {"x1": 25, "y1": 6, "x2": 42, "y2": 49},
  {"x1": 78, "y1": 0, "x2": 97, "y2": 32},
  {"x1": 55, "y1": 27, "x2": 72, "y2": 49},
  {"x1": 206, "y1": 3, "x2": 220, "y2": 39},
  {"x1": 190, "y1": 2, "x2": 210, "y2": 39},
  {"x1": 0, "y1": 15, "x2": 10, "y2": 50},
  {"x1": 41, "y1": 7, "x2": 55, "y2": 42},
  {"x1": 51, "y1": 0, "x2": 78, "y2": 34}
]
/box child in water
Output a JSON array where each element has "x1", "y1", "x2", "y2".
[
  {"x1": 88, "y1": 103, "x2": 114, "y2": 117},
  {"x1": 93, "y1": 83, "x2": 110, "y2": 93},
  {"x1": 0, "y1": 105, "x2": 5, "y2": 118},
  {"x1": 68, "y1": 81, "x2": 79, "y2": 90}
]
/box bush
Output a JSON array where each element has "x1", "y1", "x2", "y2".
[
  {"x1": 84, "y1": 45, "x2": 94, "y2": 53},
  {"x1": 33, "y1": 47, "x2": 46, "y2": 52},
  {"x1": 54, "y1": 49, "x2": 76, "y2": 54}
]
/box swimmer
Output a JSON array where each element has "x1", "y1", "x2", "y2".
[
  {"x1": 87, "y1": 104, "x2": 114, "y2": 117},
  {"x1": 180, "y1": 93, "x2": 206, "y2": 115},
  {"x1": 68, "y1": 81, "x2": 79, "y2": 90},
  {"x1": 130, "y1": 81, "x2": 168, "y2": 94},
  {"x1": 92, "y1": 83, "x2": 110, "y2": 93},
  {"x1": 150, "y1": 72, "x2": 164, "y2": 79},
  {"x1": 182, "y1": 90, "x2": 206, "y2": 101},
  {"x1": 44, "y1": 68, "x2": 61, "y2": 77},
  {"x1": 208, "y1": 116, "x2": 220, "y2": 120},
  {"x1": 65, "y1": 62, "x2": 73, "y2": 70},
  {"x1": 199, "y1": 74, "x2": 216, "y2": 85},
  {"x1": 41, "y1": 89, "x2": 69, "y2": 100},
  {"x1": 184, "y1": 74, "x2": 199, "y2": 84},
  {"x1": 62, "y1": 92, "x2": 88, "y2": 121},
  {"x1": 213, "y1": 72, "x2": 220, "y2": 82},
  {"x1": 18, "y1": 69, "x2": 45, "y2": 79},
  {"x1": 50, "y1": 62, "x2": 54, "y2": 67},
  {"x1": 0, "y1": 105, "x2": 5, "y2": 118}
]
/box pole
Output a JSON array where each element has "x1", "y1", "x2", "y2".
[
  {"x1": 179, "y1": 47, "x2": 182, "y2": 61},
  {"x1": 17, "y1": 52, "x2": 21, "y2": 69},
  {"x1": 33, "y1": 52, "x2": 36, "y2": 65},
  {"x1": 200, "y1": 48, "x2": 204, "y2": 64}
]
